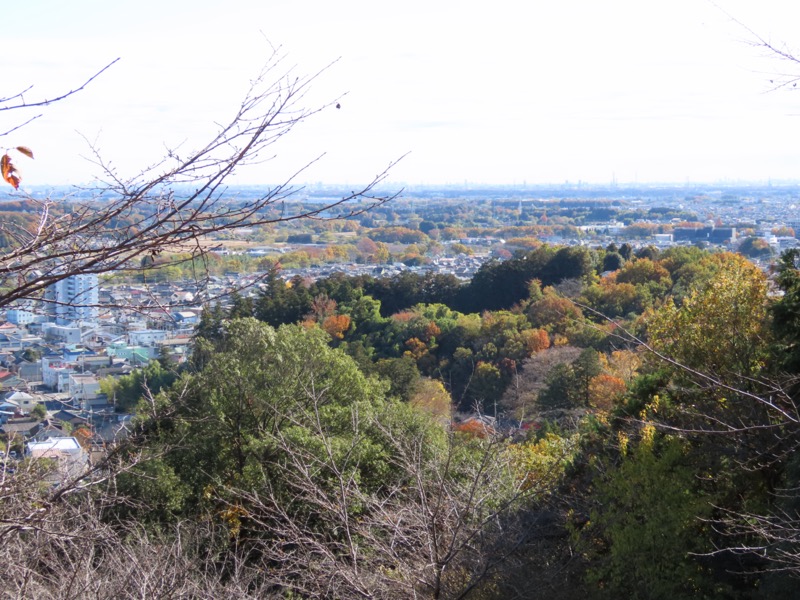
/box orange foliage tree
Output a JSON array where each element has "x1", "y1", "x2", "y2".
[
  {"x1": 522, "y1": 328, "x2": 550, "y2": 355},
  {"x1": 72, "y1": 426, "x2": 94, "y2": 450},
  {"x1": 588, "y1": 374, "x2": 627, "y2": 410},
  {"x1": 615, "y1": 258, "x2": 672, "y2": 287},
  {"x1": 321, "y1": 314, "x2": 351, "y2": 340},
  {"x1": 452, "y1": 418, "x2": 494, "y2": 438},
  {"x1": 527, "y1": 290, "x2": 583, "y2": 335},
  {"x1": 403, "y1": 337, "x2": 429, "y2": 361}
]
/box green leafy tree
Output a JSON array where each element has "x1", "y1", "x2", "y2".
[
  {"x1": 21, "y1": 347, "x2": 41, "y2": 363},
  {"x1": 254, "y1": 270, "x2": 312, "y2": 327},
  {"x1": 126, "y1": 318, "x2": 542, "y2": 598},
  {"x1": 418, "y1": 220, "x2": 437, "y2": 235},
  {"x1": 542, "y1": 245, "x2": 596, "y2": 283},
  {"x1": 150, "y1": 319, "x2": 402, "y2": 509},
  {"x1": 195, "y1": 302, "x2": 225, "y2": 342},
  {"x1": 602, "y1": 251, "x2": 624, "y2": 272},
  {"x1": 738, "y1": 236, "x2": 774, "y2": 259},
  {"x1": 771, "y1": 249, "x2": 800, "y2": 373},
  {"x1": 373, "y1": 355, "x2": 422, "y2": 402},
  {"x1": 537, "y1": 363, "x2": 577, "y2": 410},
  {"x1": 30, "y1": 403, "x2": 47, "y2": 420},
  {"x1": 112, "y1": 360, "x2": 177, "y2": 413},
  {"x1": 584, "y1": 430, "x2": 715, "y2": 599},
  {"x1": 227, "y1": 290, "x2": 254, "y2": 319},
  {"x1": 647, "y1": 252, "x2": 769, "y2": 381},
  {"x1": 468, "y1": 361, "x2": 503, "y2": 415},
  {"x1": 572, "y1": 348, "x2": 602, "y2": 407}
]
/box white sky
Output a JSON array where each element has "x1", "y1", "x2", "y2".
[{"x1": 4, "y1": 0, "x2": 800, "y2": 187}]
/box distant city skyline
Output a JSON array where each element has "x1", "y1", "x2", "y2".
[{"x1": 4, "y1": 1, "x2": 800, "y2": 188}]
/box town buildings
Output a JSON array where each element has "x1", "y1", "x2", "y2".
[{"x1": 44, "y1": 274, "x2": 99, "y2": 325}]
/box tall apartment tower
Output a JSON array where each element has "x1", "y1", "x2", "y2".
[{"x1": 44, "y1": 274, "x2": 99, "y2": 325}]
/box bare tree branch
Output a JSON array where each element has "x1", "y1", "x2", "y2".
[{"x1": 0, "y1": 48, "x2": 403, "y2": 317}]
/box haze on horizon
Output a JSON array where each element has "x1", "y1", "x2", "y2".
[{"x1": 5, "y1": 0, "x2": 800, "y2": 189}]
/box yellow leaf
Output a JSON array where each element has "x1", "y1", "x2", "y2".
[{"x1": 15, "y1": 146, "x2": 33, "y2": 159}]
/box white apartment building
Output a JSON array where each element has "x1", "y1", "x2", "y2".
[
  {"x1": 128, "y1": 329, "x2": 168, "y2": 347},
  {"x1": 68, "y1": 373, "x2": 100, "y2": 402},
  {"x1": 6, "y1": 309, "x2": 35, "y2": 325},
  {"x1": 44, "y1": 274, "x2": 99, "y2": 325}
]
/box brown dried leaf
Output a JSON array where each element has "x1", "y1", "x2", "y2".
[
  {"x1": 15, "y1": 146, "x2": 33, "y2": 159},
  {"x1": 1, "y1": 154, "x2": 20, "y2": 189}
]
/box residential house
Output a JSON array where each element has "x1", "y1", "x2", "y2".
[
  {"x1": 26, "y1": 437, "x2": 89, "y2": 481},
  {"x1": 1, "y1": 417, "x2": 42, "y2": 440},
  {"x1": 57, "y1": 370, "x2": 77, "y2": 393},
  {"x1": 42, "y1": 355, "x2": 72, "y2": 389},
  {"x1": 0, "y1": 398, "x2": 20, "y2": 424},
  {"x1": 17, "y1": 360, "x2": 42, "y2": 382},
  {"x1": 42, "y1": 323, "x2": 83, "y2": 344},
  {"x1": 0, "y1": 333, "x2": 21, "y2": 351},
  {"x1": 49, "y1": 409, "x2": 89, "y2": 428},
  {"x1": 0, "y1": 373, "x2": 25, "y2": 390},
  {"x1": 68, "y1": 374, "x2": 100, "y2": 403},
  {"x1": 173, "y1": 311, "x2": 199, "y2": 325},
  {"x1": 0, "y1": 322, "x2": 21, "y2": 336},
  {"x1": 2, "y1": 391, "x2": 38, "y2": 414},
  {"x1": 156, "y1": 337, "x2": 191, "y2": 364},
  {"x1": 32, "y1": 419, "x2": 72, "y2": 441},
  {"x1": 106, "y1": 342, "x2": 151, "y2": 365}
]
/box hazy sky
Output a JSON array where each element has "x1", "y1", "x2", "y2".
[{"x1": 5, "y1": 1, "x2": 800, "y2": 187}]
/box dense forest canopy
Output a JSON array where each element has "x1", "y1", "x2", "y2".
[{"x1": 9, "y1": 237, "x2": 800, "y2": 598}]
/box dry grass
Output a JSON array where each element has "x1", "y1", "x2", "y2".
[{"x1": 159, "y1": 236, "x2": 267, "y2": 253}]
